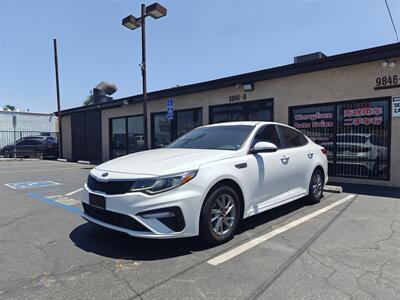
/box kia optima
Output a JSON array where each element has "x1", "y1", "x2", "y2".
[{"x1": 81, "y1": 122, "x2": 328, "y2": 244}]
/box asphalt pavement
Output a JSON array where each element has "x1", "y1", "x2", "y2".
[{"x1": 0, "y1": 160, "x2": 399, "y2": 299}]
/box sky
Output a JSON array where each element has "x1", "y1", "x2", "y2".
[{"x1": 0, "y1": 0, "x2": 399, "y2": 113}]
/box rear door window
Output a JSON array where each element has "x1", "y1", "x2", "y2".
[{"x1": 278, "y1": 125, "x2": 307, "y2": 148}]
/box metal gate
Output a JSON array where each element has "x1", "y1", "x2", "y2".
[{"x1": 289, "y1": 97, "x2": 391, "y2": 180}]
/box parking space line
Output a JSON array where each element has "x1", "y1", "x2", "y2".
[
  {"x1": 65, "y1": 187, "x2": 83, "y2": 196},
  {"x1": 207, "y1": 194, "x2": 356, "y2": 266}
]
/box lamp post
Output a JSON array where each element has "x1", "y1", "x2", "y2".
[{"x1": 122, "y1": 2, "x2": 167, "y2": 150}]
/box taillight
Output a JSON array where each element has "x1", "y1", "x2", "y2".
[{"x1": 321, "y1": 148, "x2": 328, "y2": 155}]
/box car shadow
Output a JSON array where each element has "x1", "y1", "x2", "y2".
[
  {"x1": 69, "y1": 197, "x2": 313, "y2": 261},
  {"x1": 329, "y1": 182, "x2": 400, "y2": 199}
]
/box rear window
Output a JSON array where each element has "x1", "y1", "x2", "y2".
[{"x1": 279, "y1": 126, "x2": 307, "y2": 148}]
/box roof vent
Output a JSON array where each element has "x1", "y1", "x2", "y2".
[
  {"x1": 294, "y1": 52, "x2": 327, "y2": 63},
  {"x1": 93, "y1": 81, "x2": 118, "y2": 104}
]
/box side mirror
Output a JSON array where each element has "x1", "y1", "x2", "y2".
[{"x1": 251, "y1": 142, "x2": 278, "y2": 153}]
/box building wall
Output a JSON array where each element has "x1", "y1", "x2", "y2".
[
  {"x1": 64, "y1": 57, "x2": 400, "y2": 186},
  {"x1": 0, "y1": 112, "x2": 57, "y2": 132},
  {"x1": 61, "y1": 114, "x2": 72, "y2": 160}
]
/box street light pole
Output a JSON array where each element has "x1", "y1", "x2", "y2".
[
  {"x1": 122, "y1": 2, "x2": 167, "y2": 151},
  {"x1": 140, "y1": 4, "x2": 148, "y2": 150}
]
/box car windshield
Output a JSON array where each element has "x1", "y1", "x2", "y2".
[
  {"x1": 167, "y1": 125, "x2": 255, "y2": 150},
  {"x1": 337, "y1": 135, "x2": 367, "y2": 144}
]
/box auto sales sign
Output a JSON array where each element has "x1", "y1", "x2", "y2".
[{"x1": 393, "y1": 97, "x2": 400, "y2": 117}]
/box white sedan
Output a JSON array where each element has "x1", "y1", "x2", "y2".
[{"x1": 81, "y1": 122, "x2": 328, "y2": 244}]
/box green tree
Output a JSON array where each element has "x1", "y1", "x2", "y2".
[
  {"x1": 3, "y1": 105, "x2": 16, "y2": 111},
  {"x1": 83, "y1": 95, "x2": 94, "y2": 106}
]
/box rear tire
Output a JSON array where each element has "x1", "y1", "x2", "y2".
[
  {"x1": 308, "y1": 169, "x2": 324, "y2": 204},
  {"x1": 36, "y1": 150, "x2": 44, "y2": 159},
  {"x1": 199, "y1": 185, "x2": 240, "y2": 245}
]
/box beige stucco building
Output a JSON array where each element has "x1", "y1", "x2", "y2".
[{"x1": 59, "y1": 43, "x2": 400, "y2": 187}]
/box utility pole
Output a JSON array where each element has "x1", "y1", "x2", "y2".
[{"x1": 53, "y1": 39, "x2": 63, "y2": 158}]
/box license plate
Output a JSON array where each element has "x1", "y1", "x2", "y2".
[{"x1": 89, "y1": 193, "x2": 105, "y2": 209}]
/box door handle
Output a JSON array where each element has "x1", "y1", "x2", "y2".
[
  {"x1": 280, "y1": 155, "x2": 290, "y2": 164},
  {"x1": 307, "y1": 152, "x2": 314, "y2": 159}
]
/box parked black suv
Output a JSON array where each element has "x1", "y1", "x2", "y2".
[{"x1": 0, "y1": 136, "x2": 59, "y2": 159}]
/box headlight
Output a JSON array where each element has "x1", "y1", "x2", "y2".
[{"x1": 129, "y1": 170, "x2": 197, "y2": 194}]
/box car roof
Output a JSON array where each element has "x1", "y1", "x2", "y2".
[
  {"x1": 202, "y1": 121, "x2": 286, "y2": 128},
  {"x1": 22, "y1": 136, "x2": 46, "y2": 139}
]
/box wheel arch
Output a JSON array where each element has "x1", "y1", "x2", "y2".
[
  {"x1": 310, "y1": 164, "x2": 326, "y2": 187},
  {"x1": 202, "y1": 178, "x2": 245, "y2": 220}
]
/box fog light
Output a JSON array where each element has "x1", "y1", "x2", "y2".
[
  {"x1": 141, "y1": 211, "x2": 175, "y2": 219},
  {"x1": 138, "y1": 206, "x2": 185, "y2": 232}
]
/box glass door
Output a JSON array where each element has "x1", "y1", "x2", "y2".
[{"x1": 110, "y1": 115, "x2": 145, "y2": 159}]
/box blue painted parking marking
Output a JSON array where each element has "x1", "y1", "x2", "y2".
[
  {"x1": 28, "y1": 192, "x2": 82, "y2": 214},
  {"x1": 4, "y1": 181, "x2": 60, "y2": 190}
]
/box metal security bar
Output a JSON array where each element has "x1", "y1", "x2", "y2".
[{"x1": 289, "y1": 97, "x2": 391, "y2": 180}]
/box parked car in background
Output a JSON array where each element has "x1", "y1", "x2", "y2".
[
  {"x1": 0, "y1": 136, "x2": 59, "y2": 159},
  {"x1": 82, "y1": 122, "x2": 328, "y2": 244},
  {"x1": 321, "y1": 133, "x2": 387, "y2": 176}
]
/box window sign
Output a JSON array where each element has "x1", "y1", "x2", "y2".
[
  {"x1": 342, "y1": 106, "x2": 383, "y2": 126},
  {"x1": 293, "y1": 112, "x2": 334, "y2": 129},
  {"x1": 393, "y1": 97, "x2": 400, "y2": 117}
]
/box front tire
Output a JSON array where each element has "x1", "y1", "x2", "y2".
[
  {"x1": 199, "y1": 185, "x2": 240, "y2": 245},
  {"x1": 308, "y1": 169, "x2": 324, "y2": 204}
]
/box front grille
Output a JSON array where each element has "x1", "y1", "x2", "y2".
[
  {"x1": 83, "y1": 203, "x2": 150, "y2": 232},
  {"x1": 87, "y1": 175, "x2": 134, "y2": 195}
]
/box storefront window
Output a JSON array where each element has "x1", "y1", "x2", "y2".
[
  {"x1": 127, "y1": 116, "x2": 145, "y2": 153},
  {"x1": 110, "y1": 115, "x2": 144, "y2": 159},
  {"x1": 152, "y1": 113, "x2": 172, "y2": 148},
  {"x1": 176, "y1": 109, "x2": 202, "y2": 138},
  {"x1": 289, "y1": 98, "x2": 390, "y2": 180},
  {"x1": 209, "y1": 99, "x2": 273, "y2": 123},
  {"x1": 111, "y1": 118, "x2": 127, "y2": 158},
  {"x1": 152, "y1": 108, "x2": 203, "y2": 148}
]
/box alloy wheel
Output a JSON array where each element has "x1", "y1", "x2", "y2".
[
  {"x1": 210, "y1": 194, "x2": 236, "y2": 236},
  {"x1": 312, "y1": 172, "x2": 323, "y2": 198}
]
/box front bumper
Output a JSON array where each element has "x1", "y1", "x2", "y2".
[{"x1": 81, "y1": 180, "x2": 204, "y2": 239}]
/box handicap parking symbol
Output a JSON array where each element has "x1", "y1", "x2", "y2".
[{"x1": 4, "y1": 181, "x2": 60, "y2": 190}]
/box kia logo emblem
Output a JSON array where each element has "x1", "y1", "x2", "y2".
[{"x1": 102, "y1": 172, "x2": 109, "y2": 177}]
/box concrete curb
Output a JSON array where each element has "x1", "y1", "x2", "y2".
[
  {"x1": 324, "y1": 185, "x2": 343, "y2": 193},
  {"x1": 57, "y1": 158, "x2": 68, "y2": 162},
  {"x1": 77, "y1": 160, "x2": 91, "y2": 165}
]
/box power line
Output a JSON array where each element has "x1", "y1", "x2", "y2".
[{"x1": 384, "y1": 0, "x2": 399, "y2": 42}]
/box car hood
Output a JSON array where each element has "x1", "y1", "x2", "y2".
[{"x1": 95, "y1": 148, "x2": 238, "y2": 176}]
